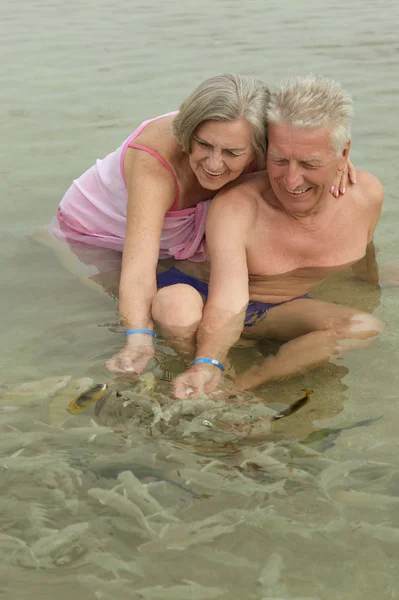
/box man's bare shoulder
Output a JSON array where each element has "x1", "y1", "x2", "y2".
[
  {"x1": 210, "y1": 172, "x2": 267, "y2": 216},
  {"x1": 205, "y1": 173, "x2": 268, "y2": 243},
  {"x1": 355, "y1": 170, "x2": 384, "y2": 208},
  {"x1": 352, "y1": 170, "x2": 383, "y2": 241}
]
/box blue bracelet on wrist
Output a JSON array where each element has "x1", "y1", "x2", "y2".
[
  {"x1": 192, "y1": 357, "x2": 225, "y2": 372},
  {"x1": 125, "y1": 329, "x2": 156, "y2": 337}
]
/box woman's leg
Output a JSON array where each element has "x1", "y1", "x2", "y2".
[{"x1": 152, "y1": 284, "x2": 204, "y2": 360}]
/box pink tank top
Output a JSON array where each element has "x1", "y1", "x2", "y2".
[{"x1": 54, "y1": 112, "x2": 210, "y2": 262}]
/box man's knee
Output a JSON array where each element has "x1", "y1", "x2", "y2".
[
  {"x1": 348, "y1": 312, "x2": 385, "y2": 338},
  {"x1": 327, "y1": 311, "x2": 384, "y2": 341},
  {"x1": 152, "y1": 284, "x2": 204, "y2": 329}
]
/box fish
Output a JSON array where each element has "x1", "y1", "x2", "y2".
[
  {"x1": 67, "y1": 370, "x2": 165, "y2": 416},
  {"x1": 93, "y1": 462, "x2": 201, "y2": 499},
  {"x1": 67, "y1": 383, "x2": 109, "y2": 414},
  {"x1": 271, "y1": 389, "x2": 313, "y2": 421},
  {"x1": 67, "y1": 373, "x2": 148, "y2": 415},
  {"x1": 300, "y1": 415, "x2": 384, "y2": 452},
  {"x1": 159, "y1": 370, "x2": 176, "y2": 382}
]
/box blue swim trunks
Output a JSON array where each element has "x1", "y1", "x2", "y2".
[{"x1": 156, "y1": 267, "x2": 310, "y2": 327}]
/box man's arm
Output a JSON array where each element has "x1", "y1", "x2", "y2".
[
  {"x1": 351, "y1": 173, "x2": 383, "y2": 285},
  {"x1": 357, "y1": 175, "x2": 399, "y2": 288},
  {"x1": 351, "y1": 240, "x2": 380, "y2": 285},
  {"x1": 173, "y1": 190, "x2": 256, "y2": 399}
]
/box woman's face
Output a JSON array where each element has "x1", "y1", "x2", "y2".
[{"x1": 189, "y1": 118, "x2": 255, "y2": 190}]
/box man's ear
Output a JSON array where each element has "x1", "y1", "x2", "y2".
[{"x1": 338, "y1": 139, "x2": 351, "y2": 167}]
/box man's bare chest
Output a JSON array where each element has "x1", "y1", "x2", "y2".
[{"x1": 247, "y1": 213, "x2": 369, "y2": 276}]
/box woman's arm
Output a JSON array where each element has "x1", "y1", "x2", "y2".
[{"x1": 106, "y1": 151, "x2": 177, "y2": 375}]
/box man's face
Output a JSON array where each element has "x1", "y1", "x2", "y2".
[{"x1": 266, "y1": 122, "x2": 349, "y2": 214}]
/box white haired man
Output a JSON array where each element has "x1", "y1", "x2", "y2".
[{"x1": 152, "y1": 75, "x2": 384, "y2": 397}]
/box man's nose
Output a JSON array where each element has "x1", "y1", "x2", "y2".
[{"x1": 285, "y1": 162, "x2": 303, "y2": 190}]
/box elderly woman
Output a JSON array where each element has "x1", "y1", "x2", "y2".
[{"x1": 53, "y1": 73, "x2": 353, "y2": 376}]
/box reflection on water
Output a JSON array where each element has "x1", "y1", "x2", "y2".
[{"x1": 1, "y1": 0, "x2": 399, "y2": 597}]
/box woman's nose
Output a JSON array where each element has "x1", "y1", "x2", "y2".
[{"x1": 206, "y1": 151, "x2": 223, "y2": 172}]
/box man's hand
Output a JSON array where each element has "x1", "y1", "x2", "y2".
[
  {"x1": 106, "y1": 344, "x2": 155, "y2": 376},
  {"x1": 173, "y1": 364, "x2": 223, "y2": 399}
]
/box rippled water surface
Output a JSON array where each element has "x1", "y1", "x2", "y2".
[{"x1": 1, "y1": 0, "x2": 399, "y2": 598}]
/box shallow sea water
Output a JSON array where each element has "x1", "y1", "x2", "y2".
[{"x1": 1, "y1": 0, "x2": 399, "y2": 598}]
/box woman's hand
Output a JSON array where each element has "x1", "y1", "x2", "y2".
[
  {"x1": 330, "y1": 158, "x2": 357, "y2": 197},
  {"x1": 106, "y1": 343, "x2": 155, "y2": 376}
]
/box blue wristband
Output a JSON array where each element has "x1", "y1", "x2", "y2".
[
  {"x1": 193, "y1": 357, "x2": 225, "y2": 372},
  {"x1": 125, "y1": 329, "x2": 156, "y2": 337}
]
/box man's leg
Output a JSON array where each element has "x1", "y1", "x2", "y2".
[{"x1": 235, "y1": 298, "x2": 384, "y2": 390}]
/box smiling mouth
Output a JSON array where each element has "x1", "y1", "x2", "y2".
[
  {"x1": 203, "y1": 166, "x2": 224, "y2": 177},
  {"x1": 285, "y1": 187, "x2": 312, "y2": 195}
]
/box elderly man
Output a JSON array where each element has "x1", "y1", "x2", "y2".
[{"x1": 152, "y1": 75, "x2": 384, "y2": 397}]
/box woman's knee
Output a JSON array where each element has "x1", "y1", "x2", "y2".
[{"x1": 152, "y1": 284, "x2": 204, "y2": 329}]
